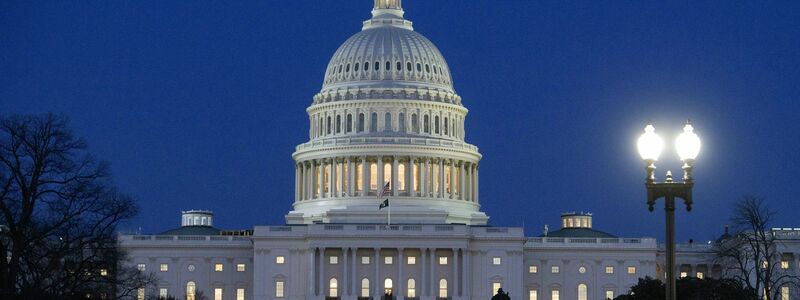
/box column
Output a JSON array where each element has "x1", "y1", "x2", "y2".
[
  {"x1": 475, "y1": 166, "x2": 480, "y2": 203},
  {"x1": 459, "y1": 161, "x2": 466, "y2": 200},
  {"x1": 319, "y1": 248, "x2": 325, "y2": 296},
  {"x1": 318, "y1": 159, "x2": 324, "y2": 198},
  {"x1": 422, "y1": 248, "x2": 427, "y2": 298},
  {"x1": 462, "y1": 249, "x2": 470, "y2": 298},
  {"x1": 398, "y1": 248, "x2": 404, "y2": 298},
  {"x1": 343, "y1": 248, "x2": 349, "y2": 297},
  {"x1": 348, "y1": 157, "x2": 355, "y2": 196},
  {"x1": 420, "y1": 158, "x2": 428, "y2": 197},
  {"x1": 294, "y1": 164, "x2": 300, "y2": 202},
  {"x1": 450, "y1": 159, "x2": 457, "y2": 200},
  {"x1": 392, "y1": 156, "x2": 399, "y2": 196},
  {"x1": 453, "y1": 248, "x2": 459, "y2": 297},
  {"x1": 309, "y1": 248, "x2": 316, "y2": 297},
  {"x1": 438, "y1": 159, "x2": 445, "y2": 198},
  {"x1": 307, "y1": 162, "x2": 313, "y2": 200},
  {"x1": 406, "y1": 157, "x2": 413, "y2": 197},
  {"x1": 328, "y1": 158, "x2": 335, "y2": 198},
  {"x1": 361, "y1": 157, "x2": 369, "y2": 196},
  {"x1": 377, "y1": 156, "x2": 384, "y2": 191},
  {"x1": 429, "y1": 248, "x2": 436, "y2": 297},
  {"x1": 351, "y1": 248, "x2": 357, "y2": 297},
  {"x1": 374, "y1": 248, "x2": 381, "y2": 298}
]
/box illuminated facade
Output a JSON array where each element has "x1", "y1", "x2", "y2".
[{"x1": 118, "y1": 1, "x2": 793, "y2": 300}]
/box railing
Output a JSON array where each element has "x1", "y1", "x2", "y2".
[
  {"x1": 269, "y1": 226, "x2": 292, "y2": 232},
  {"x1": 295, "y1": 136, "x2": 479, "y2": 153},
  {"x1": 526, "y1": 237, "x2": 657, "y2": 248},
  {"x1": 123, "y1": 235, "x2": 251, "y2": 242}
]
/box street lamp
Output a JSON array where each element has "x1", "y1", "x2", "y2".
[{"x1": 636, "y1": 121, "x2": 701, "y2": 300}]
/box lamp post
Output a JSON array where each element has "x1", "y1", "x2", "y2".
[{"x1": 636, "y1": 121, "x2": 701, "y2": 300}]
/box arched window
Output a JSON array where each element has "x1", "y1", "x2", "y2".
[
  {"x1": 433, "y1": 65, "x2": 438, "y2": 74},
  {"x1": 370, "y1": 113, "x2": 378, "y2": 132},
  {"x1": 438, "y1": 278, "x2": 448, "y2": 298},
  {"x1": 336, "y1": 115, "x2": 342, "y2": 133},
  {"x1": 318, "y1": 117, "x2": 323, "y2": 136},
  {"x1": 375, "y1": 61, "x2": 380, "y2": 71},
  {"x1": 411, "y1": 114, "x2": 419, "y2": 133},
  {"x1": 444, "y1": 117, "x2": 449, "y2": 135},
  {"x1": 326, "y1": 116, "x2": 331, "y2": 134},
  {"x1": 354, "y1": 62, "x2": 359, "y2": 72},
  {"x1": 407, "y1": 278, "x2": 416, "y2": 297},
  {"x1": 398, "y1": 164, "x2": 406, "y2": 190},
  {"x1": 416, "y1": 63, "x2": 422, "y2": 72},
  {"x1": 186, "y1": 281, "x2": 196, "y2": 300},
  {"x1": 398, "y1": 112, "x2": 406, "y2": 132},
  {"x1": 358, "y1": 113, "x2": 365, "y2": 132},
  {"x1": 370, "y1": 163, "x2": 378, "y2": 190},
  {"x1": 423, "y1": 115, "x2": 430, "y2": 133},
  {"x1": 363, "y1": 62, "x2": 368, "y2": 71},
  {"x1": 383, "y1": 163, "x2": 391, "y2": 188},
  {"x1": 578, "y1": 284, "x2": 587, "y2": 300},
  {"x1": 406, "y1": 62, "x2": 412, "y2": 71},
  {"x1": 346, "y1": 114, "x2": 353, "y2": 132},
  {"x1": 425, "y1": 64, "x2": 430, "y2": 73},
  {"x1": 384, "y1": 278, "x2": 393, "y2": 294},
  {"x1": 361, "y1": 278, "x2": 370, "y2": 297},
  {"x1": 384, "y1": 112, "x2": 392, "y2": 132},
  {"x1": 338, "y1": 65, "x2": 342, "y2": 73},
  {"x1": 396, "y1": 61, "x2": 401, "y2": 71},
  {"x1": 434, "y1": 116, "x2": 440, "y2": 134},
  {"x1": 329, "y1": 278, "x2": 338, "y2": 297},
  {"x1": 345, "y1": 64, "x2": 350, "y2": 72}
]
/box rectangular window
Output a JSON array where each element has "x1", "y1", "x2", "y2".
[
  {"x1": 529, "y1": 265, "x2": 538, "y2": 273},
  {"x1": 276, "y1": 256, "x2": 285, "y2": 264},
  {"x1": 551, "y1": 289, "x2": 559, "y2": 300},
  {"x1": 384, "y1": 256, "x2": 393, "y2": 265},
  {"x1": 215, "y1": 264, "x2": 224, "y2": 272},
  {"x1": 214, "y1": 288, "x2": 222, "y2": 300},
  {"x1": 100, "y1": 268, "x2": 108, "y2": 276},
  {"x1": 237, "y1": 264, "x2": 246, "y2": 272},
  {"x1": 159, "y1": 288, "x2": 168, "y2": 298},
  {"x1": 137, "y1": 264, "x2": 146, "y2": 272},
  {"x1": 160, "y1": 264, "x2": 168, "y2": 272},
  {"x1": 606, "y1": 290, "x2": 614, "y2": 299},
  {"x1": 276, "y1": 281, "x2": 285, "y2": 298},
  {"x1": 680, "y1": 272, "x2": 688, "y2": 278},
  {"x1": 696, "y1": 272, "x2": 704, "y2": 279},
  {"x1": 492, "y1": 257, "x2": 502, "y2": 265},
  {"x1": 605, "y1": 266, "x2": 614, "y2": 274},
  {"x1": 782, "y1": 286, "x2": 789, "y2": 300},
  {"x1": 529, "y1": 289, "x2": 538, "y2": 300},
  {"x1": 492, "y1": 282, "x2": 502, "y2": 295},
  {"x1": 782, "y1": 260, "x2": 790, "y2": 269},
  {"x1": 362, "y1": 256, "x2": 370, "y2": 264},
  {"x1": 407, "y1": 256, "x2": 416, "y2": 265},
  {"x1": 627, "y1": 266, "x2": 636, "y2": 274},
  {"x1": 137, "y1": 288, "x2": 145, "y2": 300},
  {"x1": 330, "y1": 256, "x2": 339, "y2": 265},
  {"x1": 236, "y1": 288, "x2": 244, "y2": 300},
  {"x1": 551, "y1": 266, "x2": 560, "y2": 274},
  {"x1": 439, "y1": 256, "x2": 448, "y2": 265}
]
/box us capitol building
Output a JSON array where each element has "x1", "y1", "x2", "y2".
[{"x1": 119, "y1": 1, "x2": 800, "y2": 300}]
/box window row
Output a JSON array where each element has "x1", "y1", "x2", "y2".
[
  {"x1": 527, "y1": 285, "x2": 615, "y2": 300},
  {"x1": 327, "y1": 60, "x2": 447, "y2": 78},
  {"x1": 527, "y1": 264, "x2": 636, "y2": 275},
  {"x1": 137, "y1": 283, "x2": 246, "y2": 300},
  {"x1": 138, "y1": 263, "x2": 246, "y2": 273},
  {"x1": 322, "y1": 277, "x2": 447, "y2": 298},
  {"x1": 278, "y1": 254, "x2": 448, "y2": 265},
  {"x1": 311, "y1": 111, "x2": 463, "y2": 139}
]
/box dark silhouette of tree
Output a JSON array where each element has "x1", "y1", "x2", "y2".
[
  {"x1": 614, "y1": 276, "x2": 755, "y2": 300},
  {"x1": 0, "y1": 113, "x2": 153, "y2": 299},
  {"x1": 713, "y1": 196, "x2": 800, "y2": 300}
]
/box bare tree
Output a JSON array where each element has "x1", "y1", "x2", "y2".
[
  {"x1": 0, "y1": 113, "x2": 153, "y2": 299},
  {"x1": 714, "y1": 196, "x2": 800, "y2": 300}
]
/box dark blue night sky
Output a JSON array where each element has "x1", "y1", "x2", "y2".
[{"x1": 3, "y1": 1, "x2": 799, "y2": 242}]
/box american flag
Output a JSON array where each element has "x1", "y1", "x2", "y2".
[{"x1": 378, "y1": 181, "x2": 391, "y2": 198}]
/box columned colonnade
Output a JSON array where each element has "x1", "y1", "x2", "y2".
[{"x1": 294, "y1": 155, "x2": 479, "y2": 204}]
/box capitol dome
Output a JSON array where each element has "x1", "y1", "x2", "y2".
[{"x1": 288, "y1": 0, "x2": 486, "y2": 225}]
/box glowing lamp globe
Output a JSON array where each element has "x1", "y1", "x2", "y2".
[
  {"x1": 676, "y1": 123, "x2": 701, "y2": 161},
  {"x1": 637, "y1": 124, "x2": 664, "y2": 161}
]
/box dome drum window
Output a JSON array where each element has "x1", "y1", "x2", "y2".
[
  {"x1": 354, "y1": 63, "x2": 360, "y2": 72},
  {"x1": 406, "y1": 62, "x2": 412, "y2": 72},
  {"x1": 416, "y1": 63, "x2": 422, "y2": 72}
]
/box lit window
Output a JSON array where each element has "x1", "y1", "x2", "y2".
[
  {"x1": 762, "y1": 260, "x2": 769, "y2": 269},
  {"x1": 680, "y1": 272, "x2": 688, "y2": 278},
  {"x1": 100, "y1": 269, "x2": 108, "y2": 276},
  {"x1": 159, "y1": 288, "x2": 168, "y2": 298},
  {"x1": 236, "y1": 288, "x2": 244, "y2": 300},
  {"x1": 407, "y1": 256, "x2": 416, "y2": 265},
  {"x1": 492, "y1": 257, "x2": 502, "y2": 265},
  {"x1": 551, "y1": 266, "x2": 560, "y2": 274},
  {"x1": 330, "y1": 256, "x2": 339, "y2": 265},
  {"x1": 578, "y1": 284, "x2": 587, "y2": 300},
  {"x1": 214, "y1": 288, "x2": 222, "y2": 300},
  {"x1": 407, "y1": 278, "x2": 416, "y2": 297},
  {"x1": 186, "y1": 281, "x2": 196, "y2": 300},
  {"x1": 361, "y1": 278, "x2": 370, "y2": 297},
  {"x1": 275, "y1": 281, "x2": 285, "y2": 298},
  {"x1": 605, "y1": 266, "x2": 614, "y2": 274},
  {"x1": 551, "y1": 289, "x2": 560, "y2": 300},
  {"x1": 696, "y1": 272, "x2": 704, "y2": 279},
  {"x1": 384, "y1": 278, "x2": 393, "y2": 293},
  {"x1": 438, "y1": 278, "x2": 448, "y2": 298},
  {"x1": 627, "y1": 266, "x2": 636, "y2": 274},
  {"x1": 361, "y1": 256, "x2": 370, "y2": 264},
  {"x1": 782, "y1": 286, "x2": 789, "y2": 300},
  {"x1": 439, "y1": 256, "x2": 448, "y2": 265},
  {"x1": 137, "y1": 288, "x2": 145, "y2": 300},
  {"x1": 492, "y1": 282, "x2": 502, "y2": 295},
  {"x1": 529, "y1": 289, "x2": 538, "y2": 300},
  {"x1": 384, "y1": 256, "x2": 393, "y2": 265},
  {"x1": 606, "y1": 290, "x2": 614, "y2": 299},
  {"x1": 215, "y1": 264, "x2": 223, "y2": 272},
  {"x1": 237, "y1": 264, "x2": 246, "y2": 272},
  {"x1": 276, "y1": 256, "x2": 285, "y2": 264},
  {"x1": 782, "y1": 260, "x2": 790, "y2": 269},
  {"x1": 529, "y1": 265, "x2": 538, "y2": 273},
  {"x1": 137, "y1": 264, "x2": 146, "y2": 272},
  {"x1": 160, "y1": 264, "x2": 168, "y2": 272},
  {"x1": 578, "y1": 266, "x2": 586, "y2": 274},
  {"x1": 329, "y1": 278, "x2": 338, "y2": 297}
]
